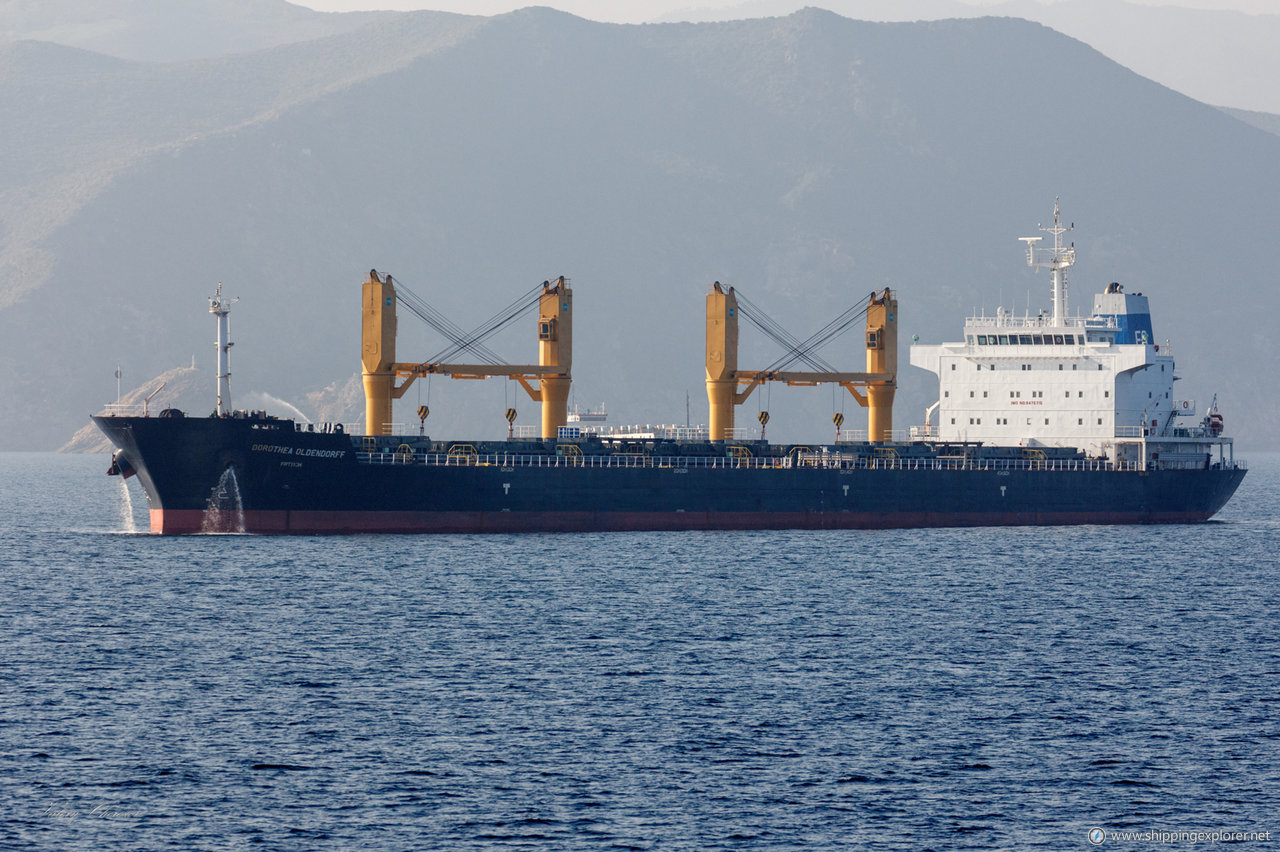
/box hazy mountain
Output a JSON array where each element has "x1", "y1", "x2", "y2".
[
  {"x1": 656, "y1": 0, "x2": 1280, "y2": 114},
  {"x1": 1223, "y1": 107, "x2": 1280, "y2": 138},
  {"x1": 5, "y1": 0, "x2": 1277, "y2": 116},
  {"x1": 5, "y1": 8, "x2": 1278, "y2": 451},
  {"x1": 0, "y1": 0, "x2": 390, "y2": 62},
  {"x1": 59, "y1": 364, "x2": 205, "y2": 453}
]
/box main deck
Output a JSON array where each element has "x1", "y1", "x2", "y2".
[{"x1": 93, "y1": 412, "x2": 1246, "y2": 535}]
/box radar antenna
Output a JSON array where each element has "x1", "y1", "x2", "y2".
[{"x1": 1019, "y1": 197, "x2": 1075, "y2": 324}]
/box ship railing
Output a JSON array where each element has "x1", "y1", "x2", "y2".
[
  {"x1": 963, "y1": 315, "x2": 1114, "y2": 331},
  {"x1": 354, "y1": 451, "x2": 1181, "y2": 473},
  {"x1": 834, "y1": 429, "x2": 911, "y2": 443},
  {"x1": 98, "y1": 403, "x2": 153, "y2": 417},
  {"x1": 592, "y1": 424, "x2": 722, "y2": 440}
]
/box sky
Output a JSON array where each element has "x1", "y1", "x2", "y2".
[{"x1": 294, "y1": 0, "x2": 1280, "y2": 17}]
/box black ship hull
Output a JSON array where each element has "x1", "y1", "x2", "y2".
[{"x1": 92, "y1": 413, "x2": 1246, "y2": 535}]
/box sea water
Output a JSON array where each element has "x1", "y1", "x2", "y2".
[{"x1": 1, "y1": 452, "x2": 1276, "y2": 850}]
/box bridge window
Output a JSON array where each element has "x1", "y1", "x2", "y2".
[
  {"x1": 999, "y1": 335, "x2": 1009, "y2": 345},
  {"x1": 1065, "y1": 335, "x2": 1075, "y2": 344},
  {"x1": 1053, "y1": 335, "x2": 1064, "y2": 344},
  {"x1": 977, "y1": 335, "x2": 988, "y2": 345},
  {"x1": 1032, "y1": 335, "x2": 1043, "y2": 345},
  {"x1": 1019, "y1": 336, "x2": 1033, "y2": 345}
]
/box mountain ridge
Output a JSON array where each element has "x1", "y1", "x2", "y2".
[
  {"x1": 0, "y1": 0, "x2": 393, "y2": 62},
  {"x1": 655, "y1": 0, "x2": 1280, "y2": 114},
  {"x1": 5, "y1": 8, "x2": 1278, "y2": 450}
]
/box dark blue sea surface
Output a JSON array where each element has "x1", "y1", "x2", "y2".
[{"x1": 2, "y1": 452, "x2": 1277, "y2": 849}]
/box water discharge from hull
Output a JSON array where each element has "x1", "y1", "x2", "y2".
[
  {"x1": 118, "y1": 476, "x2": 138, "y2": 534},
  {"x1": 201, "y1": 466, "x2": 246, "y2": 534}
]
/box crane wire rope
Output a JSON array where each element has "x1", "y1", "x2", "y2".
[
  {"x1": 393, "y1": 278, "x2": 545, "y2": 366},
  {"x1": 762, "y1": 298, "x2": 875, "y2": 376},
  {"x1": 733, "y1": 289, "x2": 875, "y2": 375},
  {"x1": 427, "y1": 280, "x2": 545, "y2": 364},
  {"x1": 393, "y1": 282, "x2": 505, "y2": 364},
  {"x1": 733, "y1": 291, "x2": 833, "y2": 373},
  {"x1": 763, "y1": 296, "x2": 874, "y2": 375}
]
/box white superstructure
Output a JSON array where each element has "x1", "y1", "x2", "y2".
[{"x1": 910, "y1": 201, "x2": 1232, "y2": 468}]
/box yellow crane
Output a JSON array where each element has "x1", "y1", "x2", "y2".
[
  {"x1": 705, "y1": 283, "x2": 897, "y2": 441},
  {"x1": 361, "y1": 270, "x2": 572, "y2": 439}
]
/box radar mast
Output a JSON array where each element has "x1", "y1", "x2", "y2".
[{"x1": 1019, "y1": 198, "x2": 1075, "y2": 324}]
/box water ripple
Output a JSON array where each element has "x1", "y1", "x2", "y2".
[{"x1": 1, "y1": 452, "x2": 1277, "y2": 849}]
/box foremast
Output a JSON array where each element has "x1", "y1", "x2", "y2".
[{"x1": 209, "y1": 282, "x2": 238, "y2": 415}]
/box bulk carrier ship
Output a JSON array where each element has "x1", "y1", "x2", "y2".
[{"x1": 94, "y1": 203, "x2": 1244, "y2": 534}]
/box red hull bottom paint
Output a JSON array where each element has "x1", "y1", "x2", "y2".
[{"x1": 154, "y1": 508, "x2": 1215, "y2": 535}]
